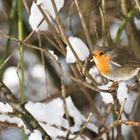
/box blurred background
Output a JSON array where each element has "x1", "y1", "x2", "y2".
[{"x1": 0, "y1": 0, "x2": 140, "y2": 139}]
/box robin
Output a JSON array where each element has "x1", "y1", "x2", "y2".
[{"x1": 91, "y1": 47, "x2": 140, "y2": 81}]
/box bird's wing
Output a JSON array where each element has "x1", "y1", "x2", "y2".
[{"x1": 110, "y1": 48, "x2": 140, "y2": 68}]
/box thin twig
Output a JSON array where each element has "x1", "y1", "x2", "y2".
[
  {"x1": 67, "y1": 1, "x2": 74, "y2": 31},
  {"x1": 99, "y1": 105, "x2": 112, "y2": 131},
  {"x1": 0, "y1": 47, "x2": 20, "y2": 70},
  {"x1": 99, "y1": 6, "x2": 112, "y2": 46},
  {"x1": 70, "y1": 76, "x2": 109, "y2": 93},
  {"x1": 33, "y1": 1, "x2": 66, "y2": 55},
  {"x1": 117, "y1": 98, "x2": 127, "y2": 120},
  {"x1": 23, "y1": 30, "x2": 35, "y2": 43},
  {"x1": 24, "y1": 43, "x2": 61, "y2": 72},
  {"x1": 0, "y1": 121, "x2": 18, "y2": 129},
  {"x1": 71, "y1": 112, "x2": 93, "y2": 140},
  {"x1": 73, "y1": 0, "x2": 93, "y2": 52},
  {"x1": 40, "y1": 32, "x2": 62, "y2": 53},
  {"x1": 23, "y1": 0, "x2": 30, "y2": 14},
  {"x1": 108, "y1": 82, "x2": 121, "y2": 139},
  {"x1": 0, "y1": 30, "x2": 19, "y2": 42},
  {"x1": 5, "y1": 0, "x2": 16, "y2": 58},
  {"x1": 60, "y1": 63, "x2": 71, "y2": 139},
  {"x1": 96, "y1": 119, "x2": 140, "y2": 140},
  {"x1": 135, "y1": 0, "x2": 140, "y2": 12},
  {"x1": 37, "y1": 32, "x2": 48, "y2": 96},
  {"x1": 50, "y1": 0, "x2": 83, "y2": 71}
]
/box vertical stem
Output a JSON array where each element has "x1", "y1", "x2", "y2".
[
  {"x1": 17, "y1": 0, "x2": 25, "y2": 103},
  {"x1": 0, "y1": 0, "x2": 17, "y2": 80},
  {"x1": 21, "y1": 129, "x2": 26, "y2": 140},
  {"x1": 5, "y1": 0, "x2": 17, "y2": 58}
]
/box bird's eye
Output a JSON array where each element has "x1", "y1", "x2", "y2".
[{"x1": 99, "y1": 52, "x2": 104, "y2": 56}]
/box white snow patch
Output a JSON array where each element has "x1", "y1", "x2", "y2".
[
  {"x1": 98, "y1": 82, "x2": 128, "y2": 104},
  {"x1": 31, "y1": 64, "x2": 46, "y2": 82},
  {"x1": 29, "y1": 0, "x2": 64, "y2": 31},
  {"x1": 0, "y1": 115, "x2": 24, "y2": 128},
  {"x1": 134, "y1": 17, "x2": 140, "y2": 30},
  {"x1": 28, "y1": 130, "x2": 42, "y2": 140},
  {"x1": 3, "y1": 67, "x2": 19, "y2": 87},
  {"x1": 37, "y1": 0, "x2": 64, "y2": 19},
  {"x1": 40, "y1": 123, "x2": 67, "y2": 139},
  {"x1": 29, "y1": 2, "x2": 48, "y2": 31},
  {"x1": 0, "y1": 102, "x2": 13, "y2": 113},
  {"x1": 0, "y1": 96, "x2": 97, "y2": 139},
  {"x1": 25, "y1": 97, "x2": 98, "y2": 138},
  {"x1": 48, "y1": 50, "x2": 58, "y2": 60},
  {"x1": 25, "y1": 98, "x2": 68, "y2": 127},
  {"x1": 117, "y1": 82, "x2": 128, "y2": 103},
  {"x1": 66, "y1": 36, "x2": 90, "y2": 63},
  {"x1": 88, "y1": 67, "x2": 102, "y2": 83},
  {"x1": 99, "y1": 82, "x2": 114, "y2": 104},
  {"x1": 124, "y1": 92, "x2": 137, "y2": 114},
  {"x1": 41, "y1": 123, "x2": 90, "y2": 140}
]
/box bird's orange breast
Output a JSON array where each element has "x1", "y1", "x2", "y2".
[{"x1": 93, "y1": 53, "x2": 111, "y2": 76}]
